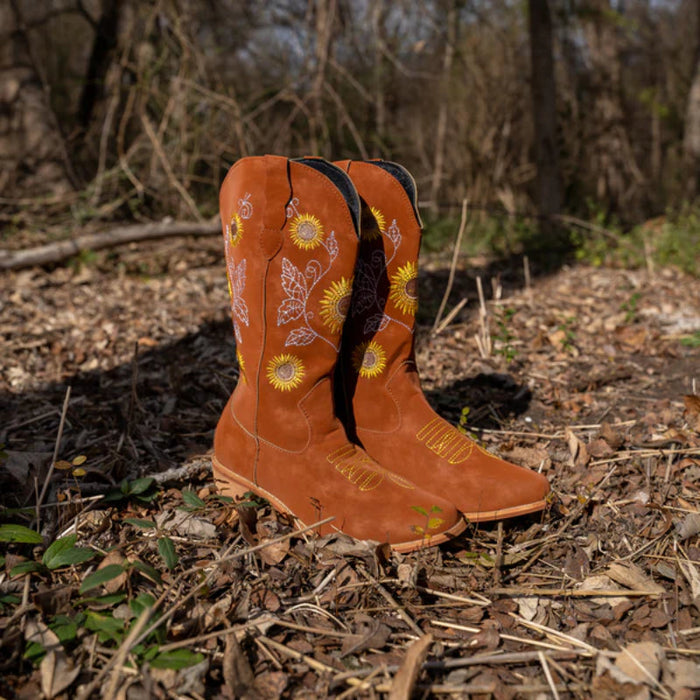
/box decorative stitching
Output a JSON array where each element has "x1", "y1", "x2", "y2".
[
  {"x1": 319, "y1": 276, "x2": 353, "y2": 332},
  {"x1": 389, "y1": 261, "x2": 418, "y2": 316},
  {"x1": 276, "y1": 204, "x2": 341, "y2": 350},
  {"x1": 266, "y1": 353, "x2": 305, "y2": 392},
  {"x1": 327, "y1": 446, "x2": 384, "y2": 491},
  {"x1": 416, "y1": 418, "x2": 474, "y2": 464},
  {"x1": 352, "y1": 208, "x2": 412, "y2": 335},
  {"x1": 352, "y1": 340, "x2": 387, "y2": 378}
]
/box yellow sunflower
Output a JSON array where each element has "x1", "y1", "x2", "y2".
[
  {"x1": 360, "y1": 206, "x2": 386, "y2": 241},
  {"x1": 319, "y1": 277, "x2": 353, "y2": 332},
  {"x1": 227, "y1": 212, "x2": 243, "y2": 247},
  {"x1": 236, "y1": 348, "x2": 246, "y2": 383},
  {"x1": 352, "y1": 340, "x2": 387, "y2": 379},
  {"x1": 289, "y1": 213, "x2": 325, "y2": 250},
  {"x1": 266, "y1": 353, "x2": 305, "y2": 391},
  {"x1": 389, "y1": 261, "x2": 418, "y2": 316}
]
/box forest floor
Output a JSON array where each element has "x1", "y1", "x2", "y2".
[{"x1": 1, "y1": 234, "x2": 700, "y2": 699}]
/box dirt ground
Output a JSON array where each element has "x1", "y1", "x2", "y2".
[{"x1": 1, "y1": 236, "x2": 700, "y2": 698}]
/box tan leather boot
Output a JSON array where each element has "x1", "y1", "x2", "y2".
[
  {"x1": 335, "y1": 159, "x2": 550, "y2": 522},
  {"x1": 212, "y1": 155, "x2": 466, "y2": 551}
]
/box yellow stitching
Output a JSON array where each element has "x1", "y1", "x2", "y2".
[
  {"x1": 388, "y1": 473, "x2": 415, "y2": 490},
  {"x1": 416, "y1": 419, "x2": 475, "y2": 464},
  {"x1": 327, "y1": 446, "x2": 384, "y2": 491}
]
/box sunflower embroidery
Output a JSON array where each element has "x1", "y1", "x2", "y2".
[
  {"x1": 289, "y1": 213, "x2": 325, "y2": 250},
  {"x1": 236, "y1": 348, "x2": 246, "y2": 383},
  {"x1": 227, "y1": 212, "x2": 243, "y2": 247},
  {"x1": 389, "y1": 261, "x2": 418, "y2": 316},
  {"x1": 319, "y1": 277, "x2": 353, "y2": 333},
  {"x1": 352, "y1": 340, "x2": 387, "y2": 379},
  {"x1": 266, "y1": 354, "x2": 305, "y2": 391},
  {"x1": 360, "y1": 206, "x2": 386, "y2": 241}
]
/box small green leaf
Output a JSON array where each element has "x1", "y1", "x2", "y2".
[
  {"x1": 150, "y1": 648, "x2": 204, "y2": 670},
  {"x1": 129, "y1": 477, "x2": 155, "y2": 495},
  {"x1": 24, "y1": 640, "x2": 46, "y2": 664},
  {"x1": 10, "y1": 561, "x2": 43, "y2": 577},
  {"x1": 0, "y1": 524, "x2": 42, "y2": 544},
  {"x1": 79, "y1": 564, "x2": 125, "y2": 594},
  {"x1": 132, "y1": 559, "x2": 162, "y2": 585},
  {"x1": 130, "y1": 592, "x2": 156, "y2": 616},
  {"x1": 411, "y1": 506, "x2": 429, "y2": 518},
  {"x1": 158, "y1": 537, "x2": 178, "y2": 570},
  {"x1": 78, "y1": 593, "x2": 126, "y2": 606},
  {"x1": 84, "y1": 611, "x2": 125, "y2": 644},
  {"x1": 430, "y1": 504, "x2": 443, "y2": 513},
  {"x1": 181, "y1": 489, "x2": 205, "y2": 509},
  {"x1": 43, "y1": 534, "x2": 95, "y2": 569},
  {"x1": 124, "y1": 518, "x2": 157, "y2": 529}
]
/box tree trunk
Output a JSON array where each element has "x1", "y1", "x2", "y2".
[
  {"x1": 580, "y1": 0, "x2": 644, "y2": 216},
  {"x1": 683, "y1": 1, "x2": 700, "y2": 198},
  {"x1": 528, "y1": 0, "x2": 563, "y2": 234},
  {"x1": 429, "y1": 0, "x2": 457, "y2": 214},
  {"x1": 0, "y1": 0, "x2": 73, "y2": 196}
]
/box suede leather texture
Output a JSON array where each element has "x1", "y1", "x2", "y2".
[
  {"x1": 335, "y1": 160, "x2": 550, "y2": 520},
  {"x1": 213, "y1": 155, "x2": 462, "y2": 545}
]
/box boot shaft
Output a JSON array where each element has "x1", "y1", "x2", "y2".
[
  {"x1": 334, "y1": 160, "x2": 425, "y2": 433},
  {"x1": 220, "y1": 156, "x2": 360, "y2": 449}
]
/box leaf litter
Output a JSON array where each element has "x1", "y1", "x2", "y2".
[{"x1": 0, "y1": 239, "x2": 699, "y2": 697}]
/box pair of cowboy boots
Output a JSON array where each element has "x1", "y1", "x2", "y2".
[{"x1": 212, "y1": 155, "x2": 549, "y2": 552}]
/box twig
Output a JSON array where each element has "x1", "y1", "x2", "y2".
[
  {"x1": 474, "y1": 275, "x2": 492, "y2": 357},
  {"x1": 492, "y1": 587, "x2": 663, "y2": 598},
  {"x1": 359, "y1": 569, "x2": 424, "y2": 637},
  {"x1": 36, "y1": 386, "x2": 71, "y2": 532},
  {"x1": 539, "y1": 651, "x2": 561, "y2": 700},
  {"x1": 0, "y1": 221, "x2": 220, "y2": 270},
  {"x1": 432, "y1": 198, "x2": 468, "y2": 333},
  {"x1": 434, "y1": 297, "x2": 468, "y2": 335}
]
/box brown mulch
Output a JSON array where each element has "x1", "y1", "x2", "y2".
[{"x1": 1, "y1": 236, "x2": 700, "y2": 698}]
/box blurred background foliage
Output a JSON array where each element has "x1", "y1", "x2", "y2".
[{"x1": 1, "y1": 0, "x2": 699, "y2": 272}]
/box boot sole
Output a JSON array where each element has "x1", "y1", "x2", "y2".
[
  {"x1": 211, "y1": 455, "x2": 467, "y2": 553},
  {"x1": 462, "y1": 499, "x2": 548, "y2": 523}
]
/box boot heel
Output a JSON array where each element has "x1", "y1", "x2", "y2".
[{"x1": 212, "y1": 459, "x2": 255, "y2": 502}]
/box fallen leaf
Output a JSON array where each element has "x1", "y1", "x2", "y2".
[
  {"x1": 98, "y1": 550, "x2": 127, "y2": 594},
  {"x1": 154, "y1": 511, "x2": 216, "y2": 539},
  {"x1": 578, "y1": 574, "x2": 629, "y2": 607},
  {"x1": 666, "y1": 659, "x2": 700, "y2": 691},
  {"x1": 341, "y1": 613, "x2": 392, "y2": 657},
  {"x1": 675, "y1": 512, "x2": 700, "y2": 541},
  {"x1": 40, "y1": 650, "x2": 82, "y2": 699},
  {"x1": 683, "y1": 394, "x2": 700, "y2": 417},
  {"x1": 606, "y1": 562, "x2": 664, "y2": 594},
  {"x1": 389, "y1": 633, "x2": 432, "y2": 700},
  {"x1": 222, "y1": 633, "x2": 254, "y2": 698},
  {"x1": 565, "y1": 428, "x2": 590, "y2": 467},
  {"x1": 614, "y1": 641, "x2": 664, "y2": 687}
]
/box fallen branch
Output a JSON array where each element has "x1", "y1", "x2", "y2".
[{"x1": 0, "y1": 220, "x2": 221, "y2": 270}]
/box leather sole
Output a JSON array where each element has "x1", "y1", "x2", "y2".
[
  {"x1": 462, "y1": 498, "x2": 548, "y2": 523},
  {"x1": 211, "y1": 455, "x2": 467, "y2": 553}
]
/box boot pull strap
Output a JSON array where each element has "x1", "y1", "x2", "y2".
[{"x1": 260, "y1": 155, "x2": 291, "y2": 259}]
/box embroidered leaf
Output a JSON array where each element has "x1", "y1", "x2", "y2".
[
  {"x1": 364, "y1": 313, "x2": 390, "y2": 335},
  {"x1": 285, "y1": 327, "x2": 316, "y2": 346},
  {"x1": 238, "y1": 193, "x2": 253, "y2": 219},
  {"x1": 304, "y1": 259, "x2": 323, "y2": 288},
  {"x1": 278, "y1": 298, "x2": 304, "y2": 325},
  {"x1": 281, "y1": 258, "x2": 306, "y2": 298},
  {"x1": 233, "y1": 297, "x2": 249, "y2": 326},
  {"x1": 387, "y1": 220, "x2": 401, "y2": 248},
  {"x1": 233, "y1": 322, "x2": 242, "y2": 344},
  {"x1": 326, "y1": 231, "x2": 339, "y2": 261}
]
